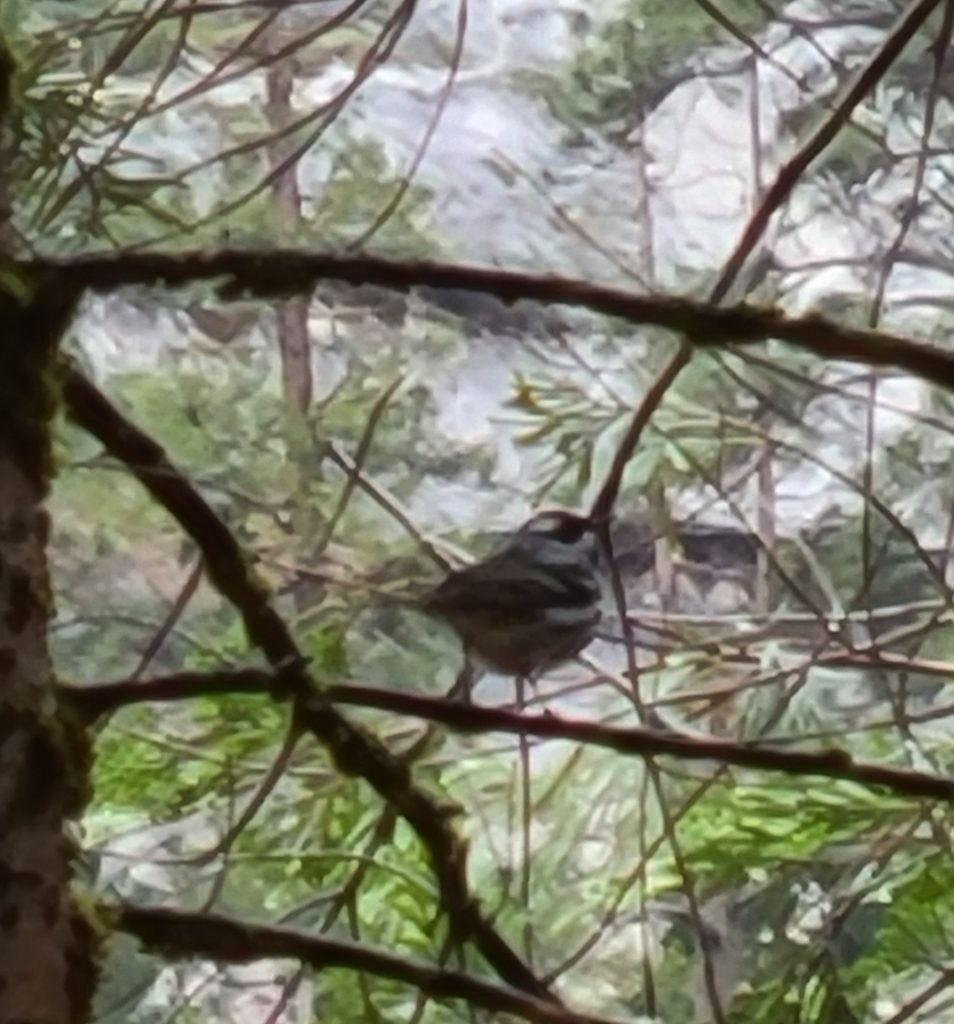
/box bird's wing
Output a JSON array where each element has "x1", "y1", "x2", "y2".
[{"x1": 423, "y1": 554, "x2": 595, "y2": 617}]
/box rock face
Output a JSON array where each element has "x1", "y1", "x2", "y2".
[{"x1": 67, "y1": 2, "x2": 942, "y2": 552}]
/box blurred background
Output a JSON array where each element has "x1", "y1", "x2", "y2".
[{"x1": 10, "y1": 1, "x2": 954, "y2": 1021}]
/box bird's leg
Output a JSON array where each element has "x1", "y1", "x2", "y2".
[
  {"x1": 514, "y1": 673, "x2": 526, "y2": 714},
  {"x1": 447, "y1": 655, "x2": 477, "y2": 703},
  {"x1": 523, "y1": 666, "x2": 545, "y2": 710}
]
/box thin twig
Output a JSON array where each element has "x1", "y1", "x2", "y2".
[{"x1": 313, "y1": 375, "x2": 404, "y2": 556}]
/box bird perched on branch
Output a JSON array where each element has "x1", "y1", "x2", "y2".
[{"x1": 418, "y1": 508, "x2": 603, "y2": 678}]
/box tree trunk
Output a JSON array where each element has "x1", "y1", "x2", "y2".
[{"x1": 0, "y1": 285, "x2": 94, "y2": 1023}]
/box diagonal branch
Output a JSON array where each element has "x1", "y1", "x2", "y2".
[
  {"x1": 712, "y1": 0, "x2": 945, "y2": 298},
  {"x1": 591, "y1": 0, "x2": 941, "y2": 524},
  {"x1": 110, "y1": 903, "x2": 627, "y2": 1024},
  {"x1": 61, "y1": 365, "x2": 553, "y2": 1003}
]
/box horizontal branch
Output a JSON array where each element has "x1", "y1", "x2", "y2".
[
  {"x1": 63, "y1": 667, "x2": 274, "y2": 718},
  {"x1": 111, "y1": 903, "x2": 625, "y2": 1024},
  {"x1": 316, "y1": 687, "x2": 954, "y2": 802},
  {"x1": 30, "y1": 250, "x2": 954, "y2": 391},
  {"x1": 61, "y1": 672, "x2": 954, "y2": 803}
]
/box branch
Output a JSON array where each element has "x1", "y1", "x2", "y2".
[
  {"x1": 712, "y1": 0, "x2": 945, "y2": 298},
  {"x1": 28, "y1": 251, "x2": 954, "y2": 391},
  {"x1": 62, "y1": 673, "x2": 954, "y2": 803},
  {"x1": 110, "y1": 904, "x2": 627, "y2": 1024},
  {"x1": 63, "y1": 667, "x2": 273, "y2": 719},
  {"x1": 310, "y1": 688, "x2": 954, "y2": 802},
  {"x1": 61, "y1": 367, "x2": 552, "y2": 1003}
]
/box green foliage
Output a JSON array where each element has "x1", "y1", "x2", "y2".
[
  {"x1": 9, "y1": 12, "x2": 437, "y2": 253},
  {"x1": 507, "y1": 336, "x2": 766, "y2": 504},
  {"x1": 306, "y1": 139, "x2": 436, "y2": 256},
  {"x1": 93, "y1": 709, "x2": 204, "y2": 815},
  {"x1": 842, "y1": 843, "x2": 954, "y2": 984},
  {"x1": 17, "y1": 2, "x2": 954, "y2": 1021},
  {"x1": 541, "y1": 0, "x2": 767, "y2": 130},
  {"x1": 684, "y1": 779, "x2": 911, "y2": 879}
]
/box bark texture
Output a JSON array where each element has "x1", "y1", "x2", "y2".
[
  {"x1": 0, "y1": 472, "x2": 72, "y2": 1023},
  {"x1": 0, "y1": 285, "x2": 93, "y2": 1023}
]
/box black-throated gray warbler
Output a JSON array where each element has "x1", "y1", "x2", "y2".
[{"x1": 419, "y1": 509, "x2": 602, "y2": 677}]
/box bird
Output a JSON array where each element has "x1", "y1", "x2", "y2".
[{"x1": 418, "y1": 508, "x2": 603, "y2": 678}]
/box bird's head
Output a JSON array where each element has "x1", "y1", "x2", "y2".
[{"x1": 509, "y1": 508, "x2": 602, "y2": 567}]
